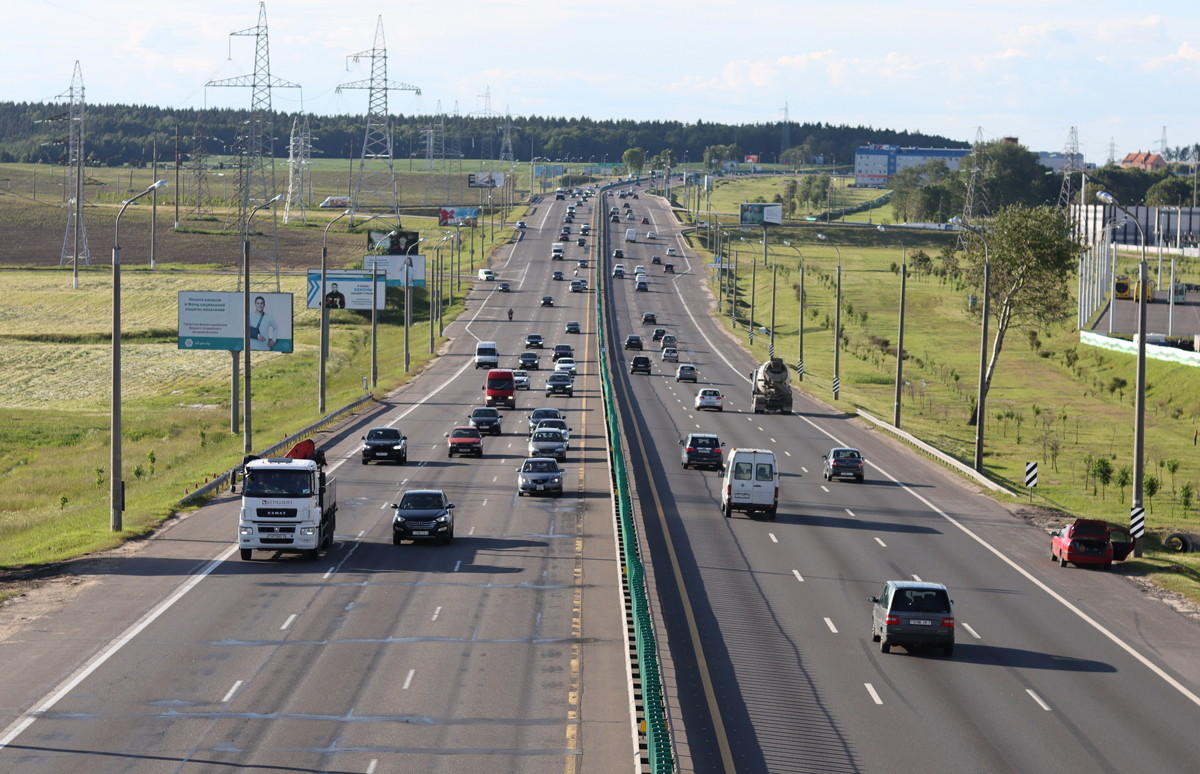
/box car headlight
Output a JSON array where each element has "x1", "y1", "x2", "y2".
[
  {"x1": 435, "y1": 514, "x2": 450, "y2": 524},
  {"x1": 299, "y1": 527, "x2": 317, "y2": 536},
  {"x1": 239, "y1": 526, "x2": 253, "y2": 536},
  {"x1": 551, "y1": 476, "x2": 562, "y2": 484}
]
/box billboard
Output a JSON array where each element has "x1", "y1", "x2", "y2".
[
  {"x1": 438, "y1": 206, "x2": 480, "y2": 226},
  {"x1": 744, "y1": 154, "x2": 760, "y2": 163},
  {"x1": 364, "y1": 254, "x2": 427, "y2": 287},
  {"x1": 534, "y1": 164, "x2": 566, "y2": 178},
  {"x1": 305, "y1": 271, "x2": 387, "y2": 310},
  {"x1": 468, "y1": 172, "x2": 505, "y2": 188},
  {"x1": 178, "y1": 291, "x2": 294, "y2": 352},
  {"x1": 367, "y1": 229, "x2": 421, "y2": 255},
  {"x1": 739, "y1": 203, "x2": 783, "y2": 226}
]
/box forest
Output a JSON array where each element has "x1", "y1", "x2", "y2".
[{"x1": 0, "y1": 100, "x2": 963, "y2": 169}]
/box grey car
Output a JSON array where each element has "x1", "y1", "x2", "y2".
[
  {"x1": 517, "y1": 457, "x2": 565, "y2": 497},
  {"x1": 545, "y1": 371, "x2": 574, "y2": 397},
  {"x1": 528, "y1": 428, "x2": 569, "y2": 460},
  {"x1": 532, "y1": 418, "x2": 571, "y2": 445},
  {"x1": 391, "y1": 489, "x2": 455, "y2": 545},
  {"x1": 527, "y1": 407, "x2": 564, "y2": 433},
  {"x1": 869, "y1": 580, "x2": 955, "y2": 656}
]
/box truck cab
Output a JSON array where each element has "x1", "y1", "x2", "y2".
[{"x1": 238, "y1": 440, "x2": 336, "y2": 560}]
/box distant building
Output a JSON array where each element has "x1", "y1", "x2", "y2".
[
  {"x1": 855, "y1": 143, "x2": 1093, "y2": 187},
  {"x1": 1121, "y1": 152, "x2": 1167, "y2": 172},
  {"x1": 854, "y1": 145, "x2": 969, "y2": 187}
]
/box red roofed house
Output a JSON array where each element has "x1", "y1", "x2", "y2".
[{"x1": 1121, "y1": 152, "x2": 1167, "y2": 171}]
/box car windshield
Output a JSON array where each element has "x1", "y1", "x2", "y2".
[
  {"x1": 243, "y1": 469, "x2": 313, "y2": 497},
  {"x1": 524, "y1": 460, "x2": 559, "y2": 473},
  {"x1": 540, "y1": 420, "x2": 566, "y2": 429},
  {"x1": 487, "y1": 376, "x2": 514, "y2": 390},
  {"x1": 451, "y1": 429, "x2": 479, "y2": 439},
  {"x1": 473, "y1": 409, "x2": 498, "y2": 418},
  {"x1": 399, "y1": 493, "x2": 443, "y2": 510},
  {"x1": 367, "y1": 429, "x2": 400, "y2": 440},
  {"x1": 533, "y1": 432, "x2": 561, "y2": 441}
]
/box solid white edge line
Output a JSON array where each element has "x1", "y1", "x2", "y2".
[
  {"x1": 864, "y1": 683, "x2": 883, "y2": 705},
  {"x1": 0, "y1": 544, "x2": 239, "y2": 750},
  {"x1": 1026, "y1": 689, "x2": 1052, "y2": 711}
]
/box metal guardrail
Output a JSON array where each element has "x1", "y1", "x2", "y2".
[
  {"x1": 595, "y1": 180, "x2": 675, "y2": 772},
  {"x1": 177, "y1": 393, "x2": 378, "y2": 506}
]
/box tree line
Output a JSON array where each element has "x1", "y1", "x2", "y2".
[{"x1": 0, "y1": 100, "x2": 961, "y2": 170}]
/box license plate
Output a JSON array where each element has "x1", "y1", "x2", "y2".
[
  {"x1": 537, "y1": 484, "x2": 544, "y2": 490},
  {"x1": 375, "y1": 452, "x2": 388, "y2": 456},
  {"x1": 911, "y1": 619, "x2": 932, "y2": 626},
  {"x1": 733, "y1": 493, "x2": 750, "y2": 500},
  {"x1": 412, "y1": 530, "x2": 429, "y2": 536}
]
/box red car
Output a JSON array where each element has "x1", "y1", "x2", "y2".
[
  {"x1": 445, "y1": 426, "x2": 484, "y2": 458},
  {"x1": 1050, "y1": 519, "x2": 1134, "y2": 569}
]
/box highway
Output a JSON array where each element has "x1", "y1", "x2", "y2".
[
  {"x1": 599, "y1": 183, "x2": 1200, "y2": 773},
  {"x1": 0, "y1": 192, "x2": 635, "y2": 772},
  {"x1": 2, "y1": 181, "x2": 1200, "y2": 774}
]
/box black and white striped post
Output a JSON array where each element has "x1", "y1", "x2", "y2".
[
  {"x1": 1025, "y1": 462, "x2": 1038, "y2": 502},
  {"x1": 1130, "y1": 505, "x2": 1146, "y2": 542}
]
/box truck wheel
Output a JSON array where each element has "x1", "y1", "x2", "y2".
[
  {"x1": 307, "y1": 548, "x2": 320, "y2": 561},
  {"x1": 767, "y1": 507, "x2": 777, "y2": 521},
  {"x1": 240, "y1": 549, "x2": 252, "y2": 561}
]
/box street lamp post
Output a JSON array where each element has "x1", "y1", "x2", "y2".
[
  {"x1": 950, "y1": 216, "x2": 990, "y2": 473},
  {"x1": 319, "y1": 208, "x2": 354, "y2": 413},
  {"x1": 404, "y1": 238, "x2": 426, "y2": 372},
  {"x1": 1097, "y1": 191, "x2": 1148, "y2": 557},
  {"x1": 243, "y1": 194, "x2": 284, "y2": 455},
  {"x1": 369, "y1": 230, "x2": 398, "y2": 388},
  {"x1": 879, "y1": 225, "x2": 907, "y2": 427},
  {"x1": 817, "y1": 233, "x2": 842, "y2": 400},
  {"x1": 111, "y1": 180, "x2": 167, "y2": 532},
  {"x1": 782, "y1": 240, "x2": 804, "y2": 380}
]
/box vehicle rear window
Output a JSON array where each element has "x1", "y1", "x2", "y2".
[
  {"x1": 894, "y1": 589, "x2": 950, "y2": 613},
  {"x1": 693, "y1": 437, "x2": 717, "y2": 448},
  {"x1": 756, "y1": 463, "x2": 775, "y2": 481},
  {"x1": 734, "y1": 462, "x2": 752, "y2": 480}
]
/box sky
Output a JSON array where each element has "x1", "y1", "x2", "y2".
[{"x1": 5, "y1": 1, "x2": 1199, "y2": 165}]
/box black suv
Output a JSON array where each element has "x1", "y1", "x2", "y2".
[
  {"x1": 624, "y1": 334, "x2": 643, "y2": 350},
  {"x1": 468, "y1": 407, "x2": 503, "y2": 435},
  {"x1": 629, "y1": 355, "x2": 652, "y2": 374},
  {"x1": 361, "y1": 427, "x2": 408, "y2": 465},
  {"x1": 545, "y1": 372, "x2": 575, "y2": 397},
  {"x1": 552, "y1": 344, "x2": 574, "y2": 361}
]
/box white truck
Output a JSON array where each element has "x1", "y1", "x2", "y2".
[
  {"x1": 237, "y1": 440, "x2": 337, "y2": 561},
  {"x1": 551, "y1": 242, "x2": 565, "y2": 260}
]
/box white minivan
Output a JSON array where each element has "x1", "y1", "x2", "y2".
[
  {"x1": 478, "y1": 268, "x2": 496, "y2": 281},
  {"x1": 721, "y1": 448, "x2": 779, "y2": 520},
  {"x1": 625, "y1": 228, "x2": 637, "y2": 242},
  {"x1": 474, "y1": 340, "x2": 499, "y2": 369}
]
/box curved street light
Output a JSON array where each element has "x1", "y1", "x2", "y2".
[
  {"x1": 111, "y1": 179, "x2": 168, "y2": 531},
  {"x1": 1096, "y1": 191, "x2": 1148, "y2": 556},
  {"x1": 949, "y1": 216, "x2": 990, "y2": 472},
  {"x1": 243, "y1": 194, "x2": 284, "y2": 454},
  {"x1": 817, "y1": 233, "x2": 842, "y2": 400},
  {"x1": 319, "y1": 208, "x2": 354, "y2": 413}
]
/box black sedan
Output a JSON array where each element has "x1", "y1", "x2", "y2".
[
  {"x1": 541, "y1": 296, "x2": 555, "y2": 307},
  {"x1": 361, "y1": 427, "x2": 408, "y2": 465},
  {"x1": 391, "y1": 489, "x2": 455, "y2": 544},
  {"x1": 516, "y1": 457, "x2": 565, "y2": 497},
  {"x1": 518, "y1": 351, "x2": 541, "y2": 370},
  {"x1": 524, "y1": 333, "x2": 544, "y2": 349}
]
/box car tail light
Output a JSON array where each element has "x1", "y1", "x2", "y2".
[
  {"x1": 685, "y1": 447, "x2": 696, "y2": 453},
  {"x1": 885, "y1": 614, "x2": 900, "y2": 626},
  {"x1": 940, "y1": 617, "x2": 955, "y2": 628}
]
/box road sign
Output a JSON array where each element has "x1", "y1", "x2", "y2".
[
  {"x1": 1130, "y1": 505, "x2": 1146, "y2": 538},
  {"x1": 1025, "y1": 462, "x2": 1038, "y2": 488}
]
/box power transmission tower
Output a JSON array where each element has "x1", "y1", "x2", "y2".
[
  {"x1": 283, "y1": 115, "x2": 312, "y2": 224},
  {"x1": 476, "y1": 86, "x2": 495, "y2": 168},
  {"x1": 961, "y1": 126, "x2": 989, "y2": 223},
  {"x1": 1108, "y1": 137, "x2": 1117, "y2": 166},
  {"x1": 336, "y1": 16, "x2": 420, "y2": 225},
  {"x1": 187, "y1": 109, "x2": 213, "y2": 219},
  {"x1": 1158, "y1": 126, "x2": 1169, "y2": 159},
  {"x1": 206, "y1": 1, "x2": 299, "y2": 289},
  {"x1": 59, "y1": 61, "x2": 90, "y2": 272},
  {"x1": 499, "y1": 110, "x2": 515, "y2": 166},
  {"x1": 1058, "y1": 126, "x2": 1082, "y2": 209}
]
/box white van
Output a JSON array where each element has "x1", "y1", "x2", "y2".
[
  {"x1": 721, "y1": 448, "x2": 779, "y2": 520},
  {"x1": 474, "y1": 341, "x2": 499, "y2": 369},
  {"x1": 625, "y1": 228, "x2": 637, "y2": 242},
  {"x1": 478, "y1": 268, "x2": 496, "y2": 281},
  {"x1": 551, "y1": 243, "x2": 565, "y2": 260}
]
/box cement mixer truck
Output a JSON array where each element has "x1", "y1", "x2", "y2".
[{"x1": 750, "y1": 358, "x2": 793, "y2": 414}]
